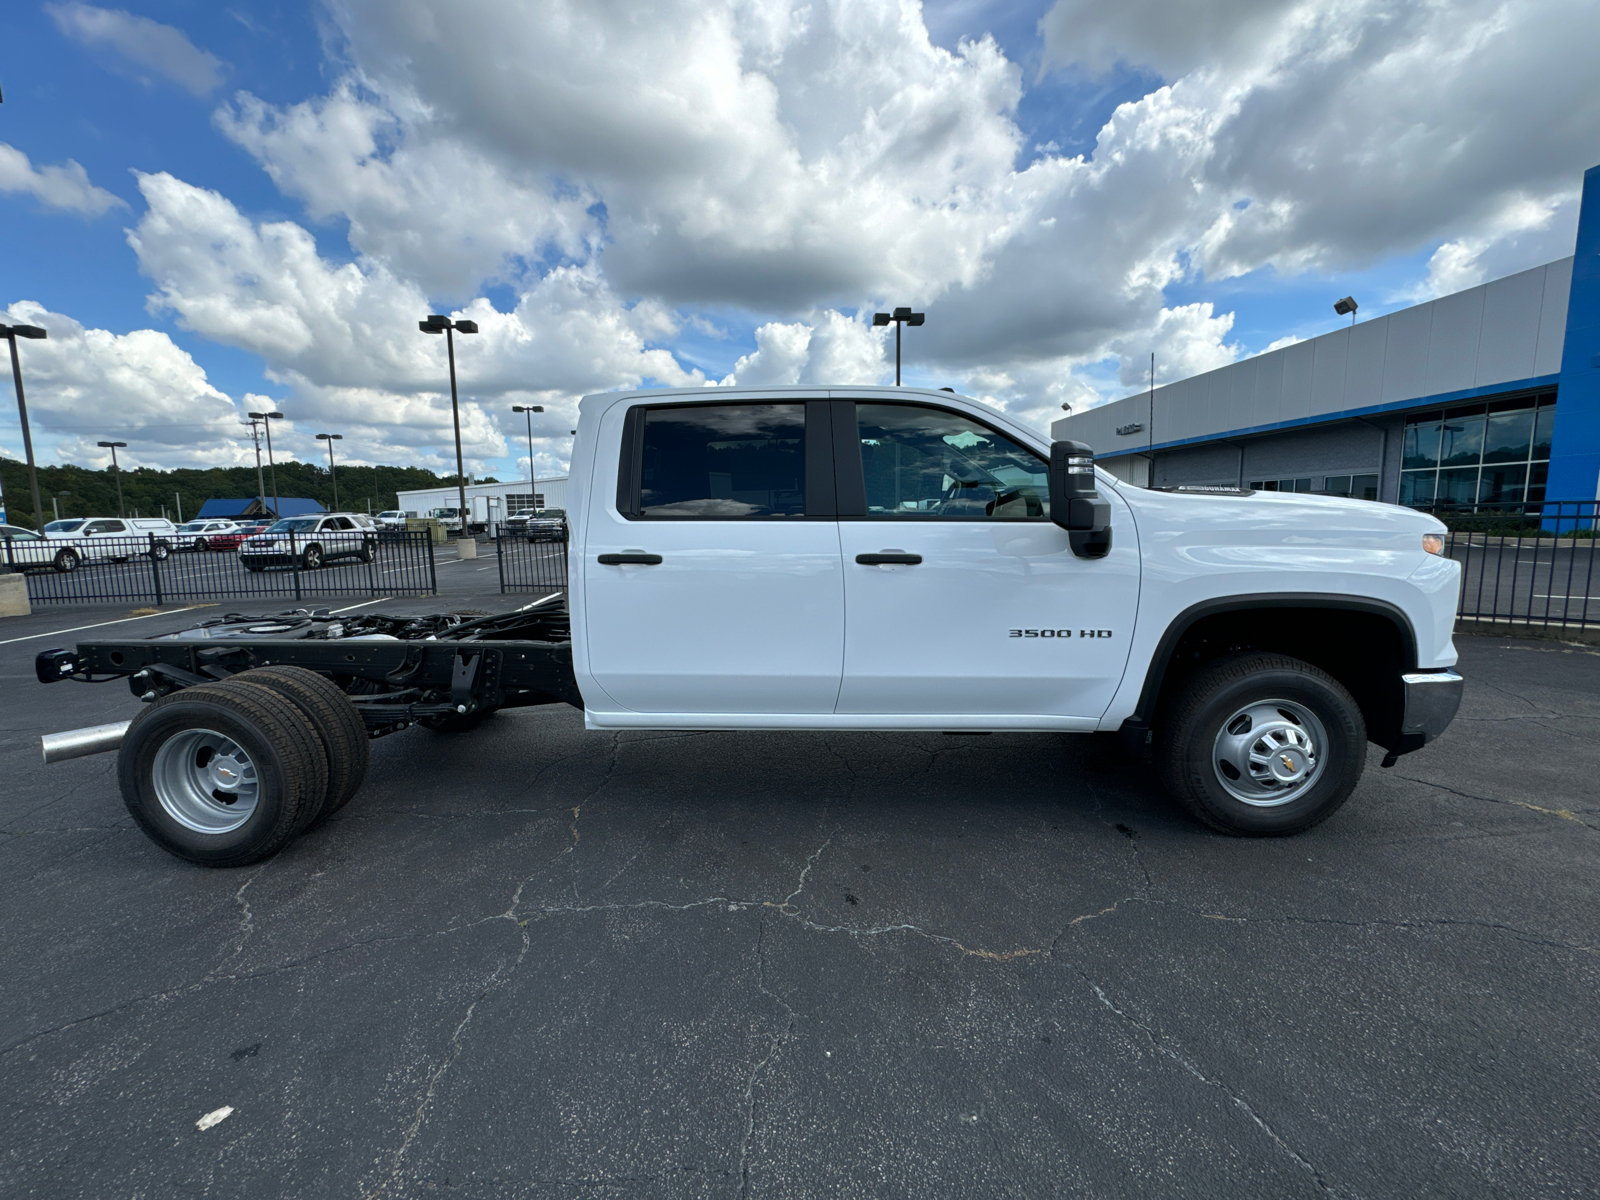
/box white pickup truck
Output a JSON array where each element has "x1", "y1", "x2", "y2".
[{"x1": 35, "y1": 386, "x2": 1463, "y2": 867}]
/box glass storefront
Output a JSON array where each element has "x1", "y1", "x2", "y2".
[
  {"x1": 1249, "y1": 474, "x2": 1379, "y2": 499},
  {"x1": 1399, "y1": 390, "x2": 1554, "y2": 507}
]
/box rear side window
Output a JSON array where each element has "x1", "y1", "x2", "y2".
[{"x1": 637, "y1": 404, "x2": 806, "y2": 518}]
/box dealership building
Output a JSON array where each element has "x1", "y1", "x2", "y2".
[{"x1": 1053, "y1": 163, "x2": 1600, "y2": 508}]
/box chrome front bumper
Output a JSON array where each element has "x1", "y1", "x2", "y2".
[{"x1": 1400, "y1": 670, "x2": 1465, "y2": 744}]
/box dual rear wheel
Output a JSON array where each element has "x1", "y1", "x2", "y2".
[{"x1": 118, "y1": 666, "x2": 370, "y2": 866}]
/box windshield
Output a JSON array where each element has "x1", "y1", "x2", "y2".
[
  {"x1": 178, "y1": 521, "x2": 208, "y2": 532},
  {"x1": 44, "y1": 519, "x2": 86, "y2": 533},
  {"x1": 266, "y1": 518, "x2": 320, "y2": 533},
  {"x1": 537, "y1": 509, "x2": 565, "y2": 518}
]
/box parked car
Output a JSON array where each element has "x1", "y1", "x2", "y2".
[
  {"x1": 504, "y1": 508, "x2": 536, "y2": 533},
  {"x1": 238, "y1": 513, "x2": 377, "y2": 571},
  {"x1": 42, "y1": 517, "x2": 177, "y2": 569},
  {"x1": 374, "y1": 510, "x2": 413, "y2": 529},
  {"x1": 524, "y1": 508, "x2": 568, "y2": 542},
  {"x1": 0, "y1": 524, "x2": 71, "y2": 571},
  {"x1": 206, "y1": 519, "x2": 273, "y2": 553},
  {"x1": 171, "y1": 519, "x2": 241, "y2": 551}
]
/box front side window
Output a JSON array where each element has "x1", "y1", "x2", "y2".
[
  {"x1": 638, "y1": 403, "x2": 805, "y2": 517},
  {"x1": 855, "y1": 403, "x2": 1048, "y2": 520}
]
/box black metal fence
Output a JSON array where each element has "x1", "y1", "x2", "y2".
[
  {"x1": 496, "y1": 532, "x2": 568, "y2": 594},
  {"x1": 1431, "y1": 500, "x2": 1598, "y2": 632},
  {"x1": 9, "y1": 530, "x2": 437, "y2": 605}
]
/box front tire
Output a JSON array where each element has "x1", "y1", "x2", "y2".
[
  {"x1": 53, "y1": 548, "x2": 80, "y2": 573},
  {"x1": 118, "y1": 681, "x2": 329, "y2": 866},
  {"x1": 302, "y1": 544, "x2": 323, "y2": 570},
  {"x1": 1157, "y1": 653, "x2": 1366, "y2": 836}
]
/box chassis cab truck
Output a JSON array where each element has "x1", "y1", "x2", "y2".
[{"x1": 36, "y1": 387, "x2": 1464, "y2": 866}]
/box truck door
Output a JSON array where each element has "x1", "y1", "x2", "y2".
[
  {"x1": 833, "y1": 401, "x2": 1140, "y2": 721},
  {"x1": 584, "y1": 399, "x2": 844, "y2": 715}
]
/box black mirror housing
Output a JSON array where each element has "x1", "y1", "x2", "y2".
[{"x1": 1049, "y1": 440, "x2": 1112, "y2": 558}]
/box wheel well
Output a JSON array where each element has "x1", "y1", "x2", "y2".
[{"x1": 1138, "y1": 602, "x2": 1413, "y2": 750}]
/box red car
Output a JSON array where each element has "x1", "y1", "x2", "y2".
[{"x1": 208, "y1": 520, "x2": 273, "y2": 551}]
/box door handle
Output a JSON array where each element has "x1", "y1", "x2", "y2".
[
  {"x1": 856, "y1": 552, "x2": 922, "y2": 565},
  {"x1": 597, "y1": 552, "x2": 663, "y2": 565}
]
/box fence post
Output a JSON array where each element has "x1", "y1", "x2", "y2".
[
  {"x1": 496, "y1": 532, "x2": 506, "y2": 594},
  {"x1": 292, "y1": 531, "x2": 303, "y2": 602},
  {"x1": 149, "y1": 534, "x2": 164, "y2": 606},
  {"x1": 366, "y1": 533, "x2": 378, "y2": 596},
  {"x1": 426, "y1": 530, "x2": 438, "y2": 595}
]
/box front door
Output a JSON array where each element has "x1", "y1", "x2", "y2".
[
  {"x1": 583, "y1": 399, "x2": 844, "y2": 715},
  {"x1": 834, "y1": 401, "x2": 1140, "y2": 721}
]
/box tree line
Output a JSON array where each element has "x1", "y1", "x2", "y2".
[{"x1": 0, "y1": 456, "x2": 491, "y2": 530}]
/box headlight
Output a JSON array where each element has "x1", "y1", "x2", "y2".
[{"x1": 1422, "y1": 534, "x2": 1445, "y2": 556}]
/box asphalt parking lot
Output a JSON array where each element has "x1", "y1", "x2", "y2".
[{"x1": 2, "y1": 589, "x2": 1597, "y2": 1198}]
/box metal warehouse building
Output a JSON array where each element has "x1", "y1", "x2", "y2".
[
  {"x1": 1054, "y1": 162, "x2": 1600, "y2": 508},
  {"x1": 395, "y1": 476, "x2": 568, "y2": 529}
]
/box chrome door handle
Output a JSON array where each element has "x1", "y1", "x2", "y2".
[
  {"x1": 597, "y1": 552, "x2": 662, "y2": 565},
  {"x1": 856, "y1": 552, "x2": 922, "y2": 565}
]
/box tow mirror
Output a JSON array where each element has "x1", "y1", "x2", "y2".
[{"x1": 1049, "y1": 440, "x2": 1112, "y2": 558}]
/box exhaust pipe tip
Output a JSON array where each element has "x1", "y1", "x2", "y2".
[{"x1": 41, "y1": 720, "x2": 132, "y2": 764}]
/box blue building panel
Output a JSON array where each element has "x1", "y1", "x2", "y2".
[{"x1": 1545, "y1": 163, "x2": 1600, "y2": 502}]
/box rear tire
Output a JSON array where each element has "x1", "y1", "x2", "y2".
[
  {"x1": 235, "y1": 666, "x2": 370, "y2": 823},
  {"x1": 118, "y1": 681, "x2": 329, "y2": 866},
  {"x1": 1156, "y1": 653, "x2": 1366, "y2": 836},
  {"x1": 302, "y1": 544, "x2": 323, "y2": 570}
]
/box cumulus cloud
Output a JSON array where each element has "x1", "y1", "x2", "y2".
[
  {"x1": 126, "y1": 172, "x2": 705, "y2": 475},
  {"x1": 0, "y1": 300, "x2": 243, "y2": 469},
  {"x1": 47, "y1": 3, "x2": 227, "y2": 96},
  {"x1": 0, "y1": 143, "x2": 124, "y2": 216},
  {"x1": 720, "y1": 311, "x2": 887, "y2": 387}
]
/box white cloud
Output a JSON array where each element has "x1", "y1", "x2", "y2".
[
  {"x1": 719, "y1": 311, "x2": 887, "y2": 387},
  {"x1": 47, "y1": 3, "x2": 227, "y2": 96},
  {"x1": 126, "y1": 172, "x2": 705, "y2": 476},
  {"x1": 0, "y1": 143, "x2": 124, "y2": 216},
  {"x1": 0, "y1": 300, "x2": 243, "y2": 469}
]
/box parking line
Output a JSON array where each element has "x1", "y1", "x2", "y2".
[
  {"x1": 330, "y1": 598, "x2": 392, "y2": 614},
  {"x1": 0, "y1": 604, "x2": 212, "y2": 646}
]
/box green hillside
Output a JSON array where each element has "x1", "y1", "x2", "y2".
[{"x1": 0, "y1": 456, "x2": 470, "y2": 530}]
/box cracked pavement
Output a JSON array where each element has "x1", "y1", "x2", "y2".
[{"x1": 2, "y1": 593, "x2": 1598, "y2": 1198}]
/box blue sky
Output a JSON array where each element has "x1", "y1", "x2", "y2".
[{"x1": 3, "y1": 0, "x2": 1596, "y2": 482}]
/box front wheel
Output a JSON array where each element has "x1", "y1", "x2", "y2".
[
  {"x1": 53, "y1": 548, "x2": 80, "y2": 573},
  {"x1": 193, "y1": 537, "x2": 208, "y2": 552},
  {"x1": 1157, "y1": 653, "x2": 1366, "y2": 836},
  {"x1": 148, "y1": 540, "x2": 171, "y2": 561},
  {"x1": 301, "y1": 544, "x2": 323, "y2": 570}
]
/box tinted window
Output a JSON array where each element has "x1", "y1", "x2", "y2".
[
  {"x1": 86, "y1": 520, "x2": 125, "y2": 534},
  {"x1": 45, "y1": 520, "x2": 86, "y2": 533},
  {"x1": 639, "y1": 404, "x2": 805, "y2": 517},
  {"x1": 855, "y1": 403, "x2": 1047, "y2": 520}
]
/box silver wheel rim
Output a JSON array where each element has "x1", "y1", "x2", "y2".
[
  {"x1": 1211, "y1": 699, "x2": 1327, "y2": 807},
  {"x1": 152, "y1": 727, "x2": 260, "y2": 834}
]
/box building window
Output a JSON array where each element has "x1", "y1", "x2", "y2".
[
  {"x1": 1398, "y1": 390, "x2": 1555, "y2": 508},
  {"x1": 1249, "y1": 475, "x2": 1380, "y2": 499}
]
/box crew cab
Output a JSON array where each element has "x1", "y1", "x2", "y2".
[
  {"x1": 35, "y1": 386, "x2": 1463, "y2": 867},
  {"x1": 523, "y1": 508, "x2": 567, "y2": 542},
  {"x1": 238, "y1": 513, "x2": 376, "y2": 571},
  {"x1": 41, "y1": 516, "x2": 177, "y2": 569}
]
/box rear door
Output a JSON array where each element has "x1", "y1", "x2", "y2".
[
  {"x1": 832, "y1": 399, "x2": 1140, "y2": 721},
  {"x1": 583, "y1": 398, "x2": 844, "y2": 715}
]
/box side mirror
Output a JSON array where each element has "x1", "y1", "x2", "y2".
[{"x1": 1049, "y1": 440, "x2": 1112, "y2": 558}]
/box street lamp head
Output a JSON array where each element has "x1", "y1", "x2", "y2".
[
  {"x1": 419, "y1": 314, "x2": 450, "y2": 334},
  {"x1": 249, "y1": 410, "x2": 285, "y2": 420},
  {"x1": 905, "y1": 312, "x2": 925, "y2": 326},
  {"x1": 96, "y1": 440, "x2": 128, "y2": 448},
  {"x1": 315, "y1": 432, "x2": 343, "y2": 441},
  {"x1": 4, "y1": 324, "x2": 47, "y2": 339},
  {"x1": 892, "y1": 307, "x2": 912, "y2": 320},
  {"x1": 872, "y1": 312, "x2": 891, "y2": 327},
  {"x1": 454, "y1": 319, "x2": 479, "y2": 335},
  {"x1": 512, "y1": 404, "x2": 545, "y2": 413},
  {"x1": 1334, "y1": 296, "x2": 1359, "y2": 317}
]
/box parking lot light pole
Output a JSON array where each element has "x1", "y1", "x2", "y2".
[
  {"x1": 419, "y1": 315, "x2": 479, "y2": 535},
  {"x1": 248, "y1": 410, "x2": 285, "y2": 517},
  {"x1": 243, "y1": 417, "x2": 268, "y2": 511},
  {"x1": 1, "y1": 321, "x2": 48, "y2": 530},
  {"x1": 871, "y1": 307, "x2": 924, "y2": 385},
  {"x1": 315, "y1": 433, "x2": 343, "y2": 511},
  {"x1": 96, "y1": 441, "x2": 128, "y2": 517},
  {"x1": 511, "y1": 405, "x2": 544, "y2": 497}
]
